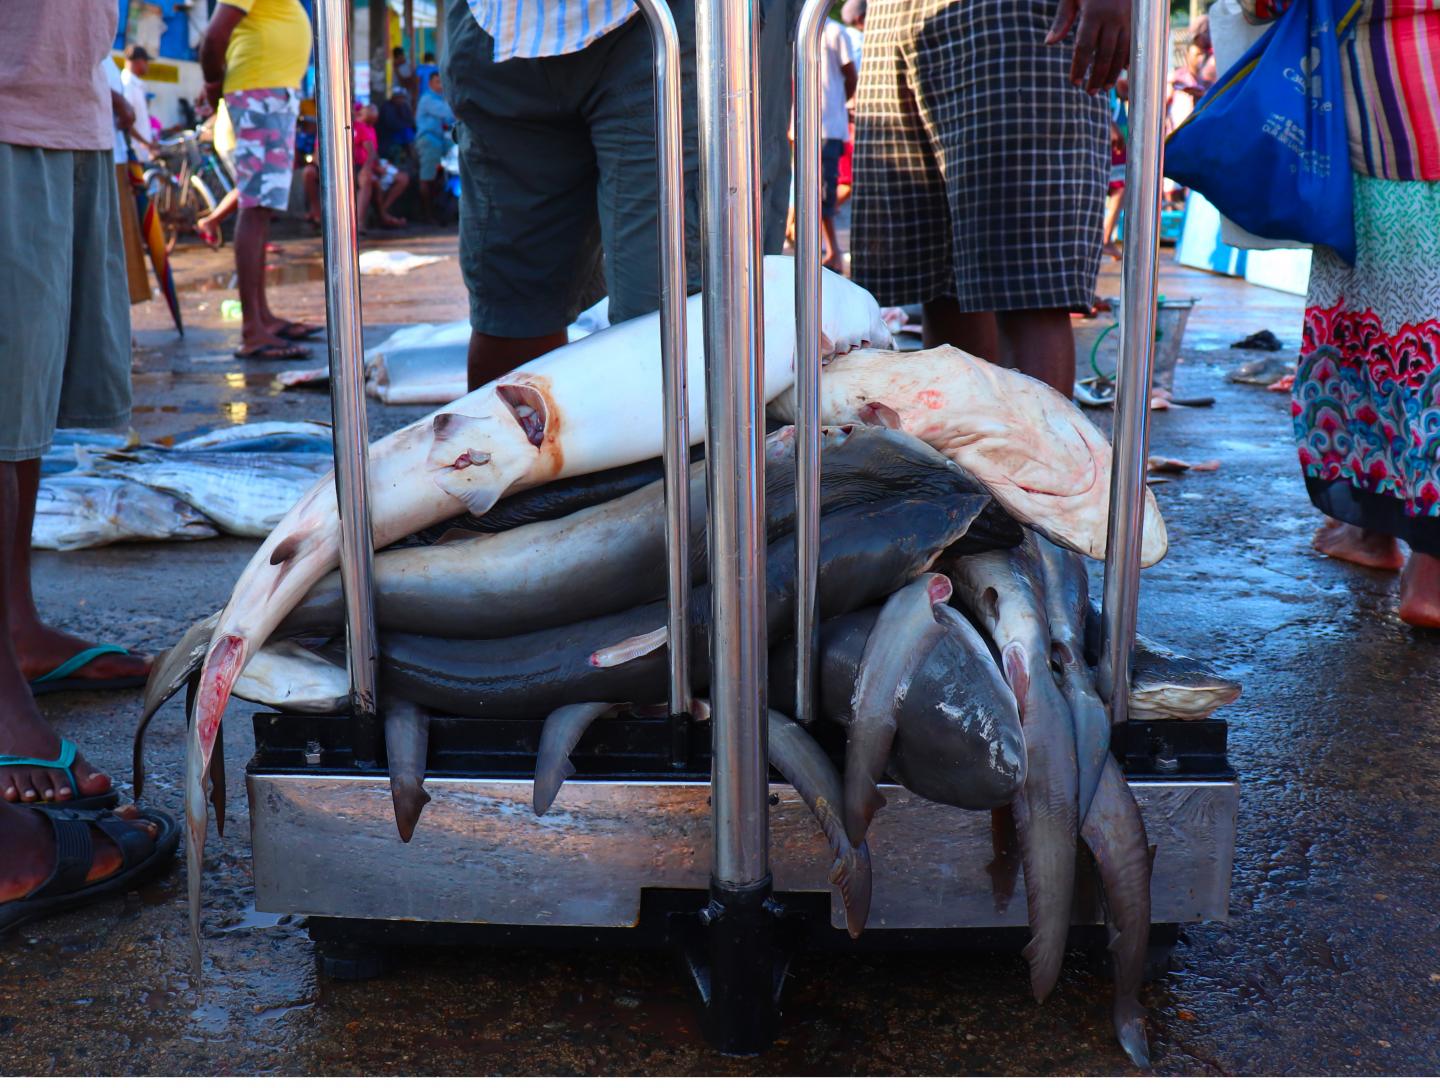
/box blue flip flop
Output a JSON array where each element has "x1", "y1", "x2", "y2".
[
  {"x1": 29, "y1": 643, "x2": 149, "y2": 697},
  {"x1": 0, "y1": 738, "x2": 119, "y2": 810}
]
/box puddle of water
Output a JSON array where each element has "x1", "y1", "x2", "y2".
[
  {"x1": 217, "y1": 907, "x2": 291, "y2": 934},
  {"x1": 195, "y1": 261, "x2": 326, "y2": 292}
]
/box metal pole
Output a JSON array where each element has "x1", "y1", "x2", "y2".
[
  {"x1": 314, "y1": 0, "x2": 382, "y2": 738},
  {"x1": 1099, "y1": 0, "x2": 1168, "y2": 723},
  {"x1": 696, "y1": 0, "x2": 769, "y2": 890},
  {"x1": 792, "y1": 0, "x2": 827, "y2": 724},
  {"x1": 634, "y1": 0, "x2": 692, "y2": 721}
]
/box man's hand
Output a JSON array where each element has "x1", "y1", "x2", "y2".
[{"x1": 1046, "y1": 0, "x2": 1131, "y2": 95}]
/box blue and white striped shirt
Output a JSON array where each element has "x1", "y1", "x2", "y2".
[{"x1": 466, "y1": 0, "x2": 638, "y2": 62}]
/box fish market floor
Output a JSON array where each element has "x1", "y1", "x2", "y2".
[{"x1": 3, "y1": 238, "x2": 1437, "y2": 1075}]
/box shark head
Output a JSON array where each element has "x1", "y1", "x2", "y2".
[{"x1": 427, "y1": 385, "x2": 551, "y2": 516}]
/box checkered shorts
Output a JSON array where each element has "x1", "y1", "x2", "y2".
[
  {"x1": 226, "y1": 87, "x2": 299, "y2": 212},
  {"x1": 850, "y1": 0, "x2": 1108, "y2": 311}
]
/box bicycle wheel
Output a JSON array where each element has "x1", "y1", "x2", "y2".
[{"x1": 185, "y1": 174, "x2": 222, "y2": 248}]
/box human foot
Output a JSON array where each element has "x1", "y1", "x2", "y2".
[
  {"x1": 1312, "y1": 518, "x2": 1404, "y2": 571},
  {"x1": 12, "y1": 622, "x2": 150, "y2": 689},
  {"x1": 1398, "y1": 553, "x2": 1440, "y2": 628},
  {"x1": 0, "y1": 804, "x2": 160, "y2": 909},
  {"x1": 0, "y1": 706, "x2": 111, "y2": 804}
]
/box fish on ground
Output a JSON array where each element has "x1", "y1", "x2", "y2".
[
  {"x1": 174, "y1": 420, "x2": 334, "y2": 454},
  {"x1": 948, "y1": 545, "x2": 1078, "y2": 1003},
  {"x1": 84, "y1": 448, "x2": 331, "y2": 537},
  {"x1": 770, "y1": 345, "x2": 1168, "y2": 566},
  {"x1": 32, "y1": 475, "x2": 217, "y2": 551}
]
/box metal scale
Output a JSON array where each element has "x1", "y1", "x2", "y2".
[{"x1": 246, "y1": 0, "x2": 1237, "y2": 1053}]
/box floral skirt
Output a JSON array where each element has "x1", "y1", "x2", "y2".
[{"x1": 1293, "y1": 175, "x2": 1440, "y2": 555}]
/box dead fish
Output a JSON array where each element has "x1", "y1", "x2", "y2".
[
  {"x1": 1080, "y1": 755, "x2": 1154, "y2": 1069},
  {"x1": 384, "y1": 697, "x2": 432, "y2": 843},
  {"x1": 767, "y1": 710, "x2": 872, "y2": 938},
  {"x1": 32, "y1": 475, "x2": 217, "y2": 550},
  {"x1": 949, "y1": 546, "x2": 1077, "y2": 1003},
  {"x1": 843, "y1": 573, "x2": 953, "y2": 847},
  {"x1": 230, "y1": 641, "x2": 349, "y2": 713},
  {"x1": 1080, "y1": 603, "x2": 1242, "y2": 720},
  {"x1": 1130, "y1": 638, "x2": 1241, "y2": 720},
  {"x1": 771, "y1": 345, "x2": 1168, "y2": 565},
  {"x1": 175, "y1": 420, "x2": 334, "y2": 454},
  {"x1": 369, "y1": 495, "x2": 987, "y2": 718},
  {"x1": 1034, "y1": 535, "x2": 1109, "y2": 823},
  {"x1": 772, "y1": 602, "x2": 1025, "y2": 812},
  {"x1": 133, "y1": 612, "x2": 219, "y2": 798},
  {"x1": 533, "y1": 702, "x2": 619, "y2": 816},
  {"x1": 84, "y1": 449, "x2": 331, "y2": 537},
  {"x1": 280, "y1": 425, "x2": 1015, "y2": 640}
]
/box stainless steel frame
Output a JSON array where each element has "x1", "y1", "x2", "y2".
[
  {"x1": 634, "y1": 0, "x2": 693, "y2": 720},
  {"x1": 314, "y1": 0, "x2": 381, "y2": 727},
  {"x1": 694, "y1": 0, "x2": 770, "y2": 890},
  {"x1": 791, "y1": 0, "x2": 830, "y2": 724},
  {"x1": 1099, "y1": 0, "x2": 1169, "y2": 720},
  {"x1": 250, "y1": 773, "x2": 1237, "y2": 930}
]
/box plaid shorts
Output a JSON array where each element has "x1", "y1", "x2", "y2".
[
  {"x1": 226, "y1": 87, "x2": 299, "y2": 211},
  {"x1": 850, "y1": 0, "x2": 1108, "y2": 312}
]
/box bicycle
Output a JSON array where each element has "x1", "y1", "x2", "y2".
[{"x1": 142, "y1": 130, "x2": 235, "y2": 252}]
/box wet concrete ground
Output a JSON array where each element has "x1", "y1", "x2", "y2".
[{"x1": 3, "y1": 234, "x2": 1439, "y2": 1074}]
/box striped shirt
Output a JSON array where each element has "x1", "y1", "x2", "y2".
[
  {"x1": 1247, "y1": 0, "x2": 1440, "y2": 181},
  {"x1": 466, "y1": 0, "x2": 639, "y2": 62}
]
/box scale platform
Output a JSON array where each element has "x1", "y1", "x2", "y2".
[{"x1": 246, "y1": 713, "x2": 1236, "y2": 962}]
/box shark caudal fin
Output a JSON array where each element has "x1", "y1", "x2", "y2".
[{"x1": 533, "y1": 703, "x2": 617, "y2": 816}]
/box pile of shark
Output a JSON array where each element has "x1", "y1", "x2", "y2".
[{"x1": 136, "y1": 257, "x2": 1237, "y2": 1066}]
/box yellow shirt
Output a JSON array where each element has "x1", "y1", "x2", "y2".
[{"x1": 222, "y1": 0, "x2": 313, "y2": 94}]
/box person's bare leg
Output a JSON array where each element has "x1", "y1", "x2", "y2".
[
  {"x1": 1313, "y1": 517, "x2": 1404, "y2": 570},
  {"x1": 196, "y1": 187, "x2": 239, "y2": 245},
  {"x1": 922, "y1": 297, "x2": 1000, "y2": 360},
  {"x1": 822, "y1": 214, "x2": 844, "y2": 274},
  {"x1": 996, "y1": 308, "x2": 1077, "y2": 395},
  {"x1": 0, "y1": 463, "x2": 112, "y2": 803},
  {"x1": 355, "y1": 168, "x2": 376, "y2": 236},
  {"x1": 379, "y1": 171, "x2": 409, "y2": 226},
  {"x1": 235, "y1": 205, "x2": 286, "y2": 352},
  {"x1": 1102, "y1": 188, "x2": 1123, "y2": 259},
  {"x1": 303, "y1": 165, "x2": 321, "y2": 225},
  {"x1": 1399, "y1": 551, "x2": 1440, "y2": 627},
  {"x1": 467, "y1": 329, "x2": 568, "y2": 391},
  {"x1": 0, "y1": 801, "x2": 159, "y2": 904}
]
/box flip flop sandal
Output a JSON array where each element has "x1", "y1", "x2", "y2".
[
  {"x1": 0, "y1": 738, "x2": 119, "y2": 810},
  {"x1": 276, "y1": 321, "x2": 325, "y2": 342},
  {"x1": 233, "y1": 342, "x2": 313, "y2": 361},
  {"x1": 0, "y1": 806, "x2": 178, "y2": 936},
  {"x1": 29, "y1": 643, "x2": 149, "y2": 696}
]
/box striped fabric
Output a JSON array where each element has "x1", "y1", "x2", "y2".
[
  {"x1": 465, "y1": 0, "x2": 638, "y2": 62},
  {"x1": 1246, "y1": 0, "x2": 1440, "y2": 180}
]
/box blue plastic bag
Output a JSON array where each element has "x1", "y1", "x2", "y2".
[{"x1": 1164, "y1": 0, "x2": 1361, "y2": 263}]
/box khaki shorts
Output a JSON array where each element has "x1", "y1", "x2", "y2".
[{"x1": 0, "y1": 142, "x2": 131, "y2": 462}]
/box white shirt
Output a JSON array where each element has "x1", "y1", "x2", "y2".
[
  {"x1": 103, "y1": 61, "x2": 126, "y2": 162},
  {"x1": 820, "y1": 20, "x2": 856, "y2": 142},
  {"x1": 465, "y1": 0, "x2": 638, "y2": 63},
  {"x1": 120, "y1": 66, "x2": 151, "y2": 163}
]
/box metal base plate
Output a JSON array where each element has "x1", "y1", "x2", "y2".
[{"x1": 248, "y1": 772, "x2": 1236, "y2": 931}]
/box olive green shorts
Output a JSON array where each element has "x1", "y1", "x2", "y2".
[{"x1": 0, "y1": 142, "x2": 131, "y2": 462}]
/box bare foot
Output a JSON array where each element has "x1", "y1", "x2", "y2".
[
  {"x1": 12, "y1": 621, "x2": 150, "y2": 688},
  {"x1": 1398, "y1": 552, "x2": 1440, "y2": 628},
  {"x1": 0, "y1": 803, "x2": 158, "y2": 905},
  {"x1": 1312, "y1": 518, "x2": 1404, "y2": 571},
  {"x1": 0, "y1": 705, "x2": 111, "y2": 804}
]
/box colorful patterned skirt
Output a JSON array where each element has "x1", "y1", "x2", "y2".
[{"x1": 1293, "y1": 175, "x2": 1440, "y2": 555}]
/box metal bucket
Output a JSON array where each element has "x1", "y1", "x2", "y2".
[{"x1": 1082, "y1": 296, "x2": 1197, "y2": 396}]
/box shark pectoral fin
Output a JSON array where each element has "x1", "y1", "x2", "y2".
[
  {"x1": 589, "y1": 627, "x2": 668, "y2": 668},
  {"x1": 432, "y1": 467, "x2": 508, "y2": 517},
  {"x1": 533, "y1": 702, "x2": 619, "y2": 816},
  {"x1": 857, "y1": 401, "x2": 903, "y2": 430}
]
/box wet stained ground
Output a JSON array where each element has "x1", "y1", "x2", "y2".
[{"x1": 2, "y1": 233, "x2": 1438, "y2": 1075}]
